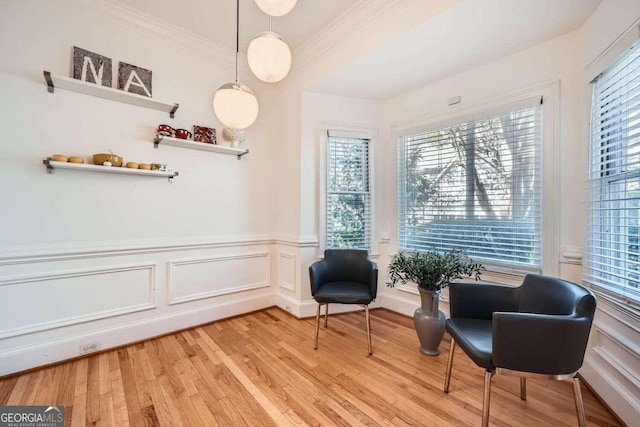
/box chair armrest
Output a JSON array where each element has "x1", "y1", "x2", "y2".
[
  {"x1": 369, "y1": 261, "x2": 378, "y2": 299},
  {"x1": 493, "y1": 312, "x2": 592, "y2": 375},
  {"x1": 449, "y1": 282, "x2": 519, "y2": 320},
  {"x1": 309, "y1": 259, "x2": 329, "y2": 295}
]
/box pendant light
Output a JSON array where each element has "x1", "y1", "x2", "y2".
[
  {"x1": 213, "y1": 0, "x2": 259, "y2": 131},
  {"x1": 247, "y1": 17, "x2": 292, "y2": 83},
  {"x1": 254, "y1": 0, "x2": 297, "y2": 17}
]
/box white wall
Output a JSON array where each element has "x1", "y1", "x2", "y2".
[
  {"x1": 274, "y1": 91, "x2": 385, "y2": 317},
  {"x1": 0, "y1": 0, "x2": 277, "y2": 374}
]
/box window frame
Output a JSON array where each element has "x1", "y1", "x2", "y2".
[
  {"x1": 319, "y1": 124, "x2": 378, "y2": 255},
  {"x1": 585, "y1": 36, "x2": 640, "y2": 312},
  {"x1": 392, "y1": 84, "x2": 559, "y2": 280}
]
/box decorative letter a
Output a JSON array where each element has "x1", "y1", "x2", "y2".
[{"x1": 124, "y1": 71, "x2": 152, "y2": 98}]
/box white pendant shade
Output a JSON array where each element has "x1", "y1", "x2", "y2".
[
  {"x1": 248, "y1": 31, "x2": 292, "y2": 83},
  {"x1": 254, "y1": 0, "x2": 297, "y2": 17},
  {"x1": 213, "y1": 82, "x2": 259, "y2": 129}
]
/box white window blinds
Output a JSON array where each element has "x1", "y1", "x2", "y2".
[
  {"x1": 586, "y1": 39, "x2": 640, "y2": 307},
  {"x1": 326, "y1": 134, "x2": 371, "y2": 250},
  {"x1": 398, "y1": 104, "x2": 543, "y2": 271}
]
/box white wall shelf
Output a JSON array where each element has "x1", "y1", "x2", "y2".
[
  {"x1": 153, "y1": 134, "x2": 249, "y2": 159},
  {"x1": 43, "y1": 71, "x2": 179, "y2": 118},
  {"x1": 43, "y1": 159, "x2": 179, "y2": 182}
]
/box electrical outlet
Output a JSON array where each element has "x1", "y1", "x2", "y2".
[{"x1": 79, "y1": 341, "x2": 101, "y2": 355}]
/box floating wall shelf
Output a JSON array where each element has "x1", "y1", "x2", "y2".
[
  {"x1": 43, "y1": 71, "x2": 179, "y2": 118},
  {"x1": 153, "y1": 134, "x2": 249, "y2": 160},
  {"x1": 43, "y1": 159, "x2": 179, "y2": 182}
]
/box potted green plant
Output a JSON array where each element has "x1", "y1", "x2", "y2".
[{"x1": 387, "y1": 249, "x2": 483, "y2": 355}]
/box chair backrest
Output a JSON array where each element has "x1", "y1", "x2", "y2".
[
  {"x1": 323, "y1": 249, "x2": 371, "y2": 284},
  {"x1": 518, "y1": 274, "x2": 596, "y2": 318},
  {"x1": 493, "y1": 274, "x2": 597, "y2": 374}
]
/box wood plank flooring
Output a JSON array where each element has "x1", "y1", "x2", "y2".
[{"x1": 0, "y1": 308, "x2": 621, "y2": 426}]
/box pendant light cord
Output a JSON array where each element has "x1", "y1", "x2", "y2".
[{"x1": 235, "y1": 0, "x2": 240, "y2": 83}]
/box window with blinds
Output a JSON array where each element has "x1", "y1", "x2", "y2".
[
  {"x1": 326, "y1": 134, "x2": 371, "y2": 250},
  {"x1": 586, "y1": 39, "x2": 640, "y2": 307},
  {"x1": 398, "y1": 104, "x2": 543, "y2": 271}
]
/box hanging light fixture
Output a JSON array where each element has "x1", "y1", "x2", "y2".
[
  {"x1": 254, "y1": 0, "x2": 297, "y2": 17},
  {"x1": 213, "y1": 0, "x2": 259, "y2": 139},
  {"x1": 247, "y1": 17, "x2": 292, "y2": 83}
]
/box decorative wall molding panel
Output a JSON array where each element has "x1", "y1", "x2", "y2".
[
  {"x1": 167, "y1": 252, "x2": 271, "y2": 305},
  {"x1": 560, "y1": 246, "x2": 583, "y2": 264},
  {"x1": 0, "y1": 235, "x2": 274, "y2": 266},
  {"x1": 0, "y1": 263, "x2": 156, "y2": 339},
  {"x1": 0, "y1": 293, "x2": 275, "y2": 376},
  {"x1": 581, "y1": 300, "x2": 640, "y2": 424},
  {"x1": 273, "y1": 234, "x2": 319, "y2": 247},
  {"x1": 278, "y1": 251, "x2": 297, "y2": 292},
  {"x1": 595, "y1": 324, "x2": 640, "y2": 360},
  {"x1": 592, "y1": 345, "x2": 640, "y2": 389},
  {"x1": 584, "y1": 352, "x2": 640, "y2": 417},
  {"x1": 0, "y1": 235, "x2": 276, "y2": 375}
]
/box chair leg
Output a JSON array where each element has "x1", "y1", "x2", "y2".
[
  {"x1": 365, "y1": 305, "x2": 372, "y2": 355},
  {"x1": 520, "y1": 377, "x2": 527, "y2": 401},
  {"x1": 444, "y1": 338, "x2": 456, "y2": 393},
  {"x1": 482, "y1": 370, "x2": 494, "y2": 427},
  {"x1": 572, "y1": 376, "x2": 587, "y2": 427},
  {"x1": 314, "y1": 303, "x2": 321, "y2": 350},
  {"x1": 324, "y1": 303, "x2": 329, "y2": 328}
]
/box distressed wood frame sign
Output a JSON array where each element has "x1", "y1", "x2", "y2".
[
  {"x1": 193, "y1": 125, "x2": 216, "y2": 144},
  {"x1": 118, "y1": 62, "x2": 152, "y2": 98},
  {"x1": 72, "y1": 46, "x2": 112, "y2": 87}
]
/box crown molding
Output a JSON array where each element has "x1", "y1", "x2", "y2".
[
  {"x1": 53, "y1": 0, "x2": 236, "y2": 68},
  {"x1": 52, "y1": 0, "x2": 406, "y2": 81},
  {"x1": 291, "y1": 0, "x2": 404, "y2": 73}
]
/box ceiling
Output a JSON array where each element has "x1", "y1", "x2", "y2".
[
  {"x1": 119, "y1": 0, "x2": 354, "y2": 52},
  {"x1": 117, "y1": 0, "x2": 601, "y2": 100},
  {"x1": 308, "y1": 0, "x2": 602, "y2": 99}
]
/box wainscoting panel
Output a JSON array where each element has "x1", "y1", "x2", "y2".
[
  {"x1": 278, "y1": 251, "x2": 296, "y2": 292},
  {"x1": 168, "y1": 252, "x2": 271, "y2": 305},
  {"x1": 581, "y1": 300, "x2": 640, "y2": 425},
  {"x1": 0, "y1": 263, "x2": 156, "y2": 339}
]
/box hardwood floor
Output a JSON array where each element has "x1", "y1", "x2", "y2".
[{"x1": 0, "y1": 308, "x2": 621, "y2": 426}]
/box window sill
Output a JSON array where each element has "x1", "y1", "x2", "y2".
[{"x1": 584, "y1": 282, "x2": 640, "y2": 323}]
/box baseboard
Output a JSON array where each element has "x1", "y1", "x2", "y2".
[
  {"x1": 581, "y1": 355, "x2": 639, "y2": 426},
  {"x1": 377, "y1": 292, "x2": 451, "y2": 318},
  {"x1": 577, "y1": 372, "x2": 628, "y2": 427},
  {"x1": 0, "y1": 293, "x2": 275, "y2": 376},
  {"x1": 275, "y1": 292, "x2": 383, "y2": 318}
]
